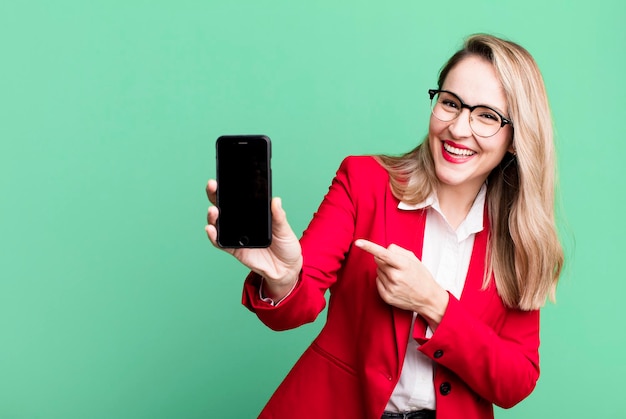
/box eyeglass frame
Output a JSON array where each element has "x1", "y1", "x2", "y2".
[{"x1": 428, "y1": 89, "x2": 513, "y2": 137}]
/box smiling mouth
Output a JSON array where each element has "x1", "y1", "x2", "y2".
[{"x1": 443, "y1": 142, "x2": 476, "y2": 157}]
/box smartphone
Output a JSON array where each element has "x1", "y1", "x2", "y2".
[{"x1": 215, "y1": 135, "x2": 272, "y2": 248}]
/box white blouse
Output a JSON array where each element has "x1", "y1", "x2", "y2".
[{"x1": 385, "y1": 184, "x2": 486, "y2": 412}]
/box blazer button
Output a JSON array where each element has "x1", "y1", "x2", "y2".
[
  {"x1": 433, "y1": 350, "x2": 444, "y2": 359},
  {"x1": 440, "y1": 382, "x2": 452, "y2": 395}
]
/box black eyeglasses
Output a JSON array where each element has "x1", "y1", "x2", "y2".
[{"x1": 428, "y1": 89, "x2": 513, "y2": 137}]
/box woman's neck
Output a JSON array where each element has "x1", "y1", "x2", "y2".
[{"x1": 436, "y1": 183, "x2": 484, "y2": 230}]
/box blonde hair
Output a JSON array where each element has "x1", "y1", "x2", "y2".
[{"x1": 378, "y1": 34, "x2": 563, "y2": 310}]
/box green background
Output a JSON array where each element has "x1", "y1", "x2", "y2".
[{"x1": 1, "y1": 1, "x2": 624, "y2": 418}]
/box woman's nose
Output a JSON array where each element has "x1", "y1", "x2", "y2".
[{"x1": 448, "y1": 109, "x2": 473, "y2": 138}]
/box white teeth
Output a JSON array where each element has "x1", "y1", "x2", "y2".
[{"x1": 444, "y1": 142, "x2": 476, "y2": 156}]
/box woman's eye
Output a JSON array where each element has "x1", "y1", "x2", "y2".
[
  {"x1": 476, "y1": 108, "x2": 500, "y2": 122},
  {"x1": 441, "y1": 99, "x2": 459, "y2": 109}
]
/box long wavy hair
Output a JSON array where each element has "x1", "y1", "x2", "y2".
[{"x1": 377, "y1": 34, "x2": 563, "y2": 310}]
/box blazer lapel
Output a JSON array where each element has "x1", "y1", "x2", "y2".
[
  {"x1": 384, "y1": 186, "x2": 427, "y2": 374},
  {"x1": 458, "y1": 206, "x2": 499, "y2": 316}
]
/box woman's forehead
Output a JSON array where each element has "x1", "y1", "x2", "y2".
[{"x1": 441, "y1": 56, "x2": 507, "y2": 109}]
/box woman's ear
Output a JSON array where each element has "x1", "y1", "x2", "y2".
[{"x1": 508, "y1": 140, "x2": 516, "y2": 155}]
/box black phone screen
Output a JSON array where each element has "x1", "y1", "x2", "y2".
[{"x1": 215, "y1": 135, "x2": 272, "y2": 248}]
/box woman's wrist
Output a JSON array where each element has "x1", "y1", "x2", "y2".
[
  {"x1": 257, "y1": 255, "x2": 303, "y2": 303},
  {"x1": 420, "y1": 288, "x2": 450, "y2": 331},
  {"x1": 260, "y1": 275, "x2": 299, "y2": 303}
]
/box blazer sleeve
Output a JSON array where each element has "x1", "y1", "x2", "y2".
[
  {"x1": 242, "y1": 156, "x2": 365, "y2": 331},
  {"x1": 418, "y1": 294, "x2": 540, "y2": 408}
]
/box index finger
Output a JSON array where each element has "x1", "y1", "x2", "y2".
[{"x1": 354, "y1": 239, "x2": 397, "y2": 266}]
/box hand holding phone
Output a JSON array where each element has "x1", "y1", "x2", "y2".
[{"x1": 206, "y1": 135, "x2": 303, "y2": 299}]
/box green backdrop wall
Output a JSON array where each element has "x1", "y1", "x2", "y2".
[{"x1": 1, "y1": 1, "x2": 625, "y2": 418}]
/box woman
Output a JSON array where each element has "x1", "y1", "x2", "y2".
[{"x1": 205, "y1": 34, "x2": 563, "y2": 419}]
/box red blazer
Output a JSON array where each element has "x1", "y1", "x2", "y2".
[{"x1": 243, "y1": 156, "x2": 540, "y2": 419}]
